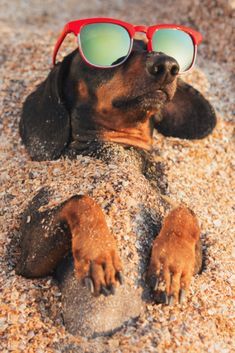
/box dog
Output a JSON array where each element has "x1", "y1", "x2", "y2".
[{"x1": 16, "y1": 37, "x2": 216, "y2": 337}]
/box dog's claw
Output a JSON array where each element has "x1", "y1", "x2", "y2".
[
  {"x1": 148, "y1": 274, "x2": 159, "y2": 291},
  {"x1": 163, "y1": 292, "x2": 169, "y2": 305},
  {"x1": 101, "y1": 285, "x2": 111, "y2": 297},
  {"x1": 168, "y1": 295, "x2": 174, "y2": 306},
  {"x1": 116, "y1": 271, "x2": 124, "y2": 285},
  {"x1": 179, "y1": 289, "x2": 185, "y2": 304},
  {"x1": 84, "y1": 277, "x2": 94, "y2": 294},
  {"x1": 110, "y1": 284, "x2": 116, "y2": 295}
]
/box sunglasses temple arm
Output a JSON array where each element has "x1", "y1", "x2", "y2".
[
  {"x1": 195, "y1": 30, "x2": 203, "y2": 45},
  {"x1": 52, "y1": 24, "x2": 71, "y2": 65}
]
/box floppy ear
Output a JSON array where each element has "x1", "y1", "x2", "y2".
[
  {"x1": 20, "y1": 54, "x2": 74, "y2": 161},
  {"x1": 155, "y1": 79, "x2": 216, "y2": 139}
]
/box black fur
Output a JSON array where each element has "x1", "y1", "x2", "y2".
[
  {"x1": 19, "y1": 54, "x2": 74, "y2": 161},
  {"x1": 156, "y1": 79, "x2": 217, "y2": 139}
]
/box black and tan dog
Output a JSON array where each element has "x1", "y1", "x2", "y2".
[{"x1": 16, "y1": 39, "x2": 216, "y2": 336}]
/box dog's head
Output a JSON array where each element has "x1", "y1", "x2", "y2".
[{"x1": 20, "y1": 39, "x2": 216, "y2": 161}]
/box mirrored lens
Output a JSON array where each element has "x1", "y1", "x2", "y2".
[
  {"x1": 152, "y1": 29, "x2": 194, "y2": 72},
  {"x1": 79, "y1": 23, "x2": 131, "y2": 67}
]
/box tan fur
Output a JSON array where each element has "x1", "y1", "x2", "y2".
[
  {"x1": 99, "y1": 118, "x2": 153, "y2": 150},
  {"x1": 59, "y1": 196, "x2": 123, "y2": 295},
  {"x1": 78, "y1": 80, "x2": 89, "y2": 101},
  {"x1": 148, "y1": 206, "x2": 200, "y2": 300}
]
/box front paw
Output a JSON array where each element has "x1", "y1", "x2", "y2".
[
  {"x1": 59, "y1": 195, "x2": 124, "y2": 297},
  {"x1": 73, "y1": 242, "x2": 123, "y2": 297},
  {"x1": 147, "y1": 206, "x2": 200, "y2": 305}
]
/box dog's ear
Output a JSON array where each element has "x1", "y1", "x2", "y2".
[
  {"x1": 155, "y1": 79, "x2": 216, "y2": 139},
  {"x1": 19, "y1": 53, "x2": 74, "y2": 161}
]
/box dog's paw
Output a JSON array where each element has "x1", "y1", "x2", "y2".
[
  {"x1": 147, "y1": 237, "x2": 195, "y2": 305},
  {"x1": 147, "y1": 206, "x2": 200, "y2": 305},
  {"x1": 58, "y1": 195, "x2": 124, "y2": 297},
  {"x1": 73, "y1": 243, "x2": 123, "y2": 296}
]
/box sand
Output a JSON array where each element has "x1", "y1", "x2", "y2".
[{"x1": 0, "y1": 0, "x2": 234, "y2": 352}]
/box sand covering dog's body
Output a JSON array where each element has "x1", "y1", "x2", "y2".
[
  {"x1": 16, "y1": 142, "x2": 167, "y2": 335},
  {"x1": 16, "y1": 142, "x2": 202, "y2": 336}
]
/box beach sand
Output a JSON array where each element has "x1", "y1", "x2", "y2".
[{"x1": 0, "y1": 1, "x2": 234, "y2": 352}]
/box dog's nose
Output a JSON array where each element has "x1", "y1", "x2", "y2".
[{"x1": 146, "y1": 53, "x2": 179, "y2": 84}]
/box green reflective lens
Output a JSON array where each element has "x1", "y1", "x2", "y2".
[
  {"x1": 79, "y1": 23, "x2": 131, "y2": 67},
  {"x1": 152, "y1": 29, "x2": 194, "y2": 72}
]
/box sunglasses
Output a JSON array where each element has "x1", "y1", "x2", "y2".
[{"x1": 53, "y1": 18, "x2": 202, "y2": 73}]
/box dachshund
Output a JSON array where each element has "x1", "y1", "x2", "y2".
[{"x1": 16, "y1": 38, "x2": 216, "y2": 337}]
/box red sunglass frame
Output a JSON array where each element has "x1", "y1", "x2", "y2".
[{"x1": 53, "y1": 18, "x2": 203, "y2": 73}]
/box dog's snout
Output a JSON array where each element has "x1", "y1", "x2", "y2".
[{"x1": 146, "y1": 53, "x2": 179, "y2": 84}]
